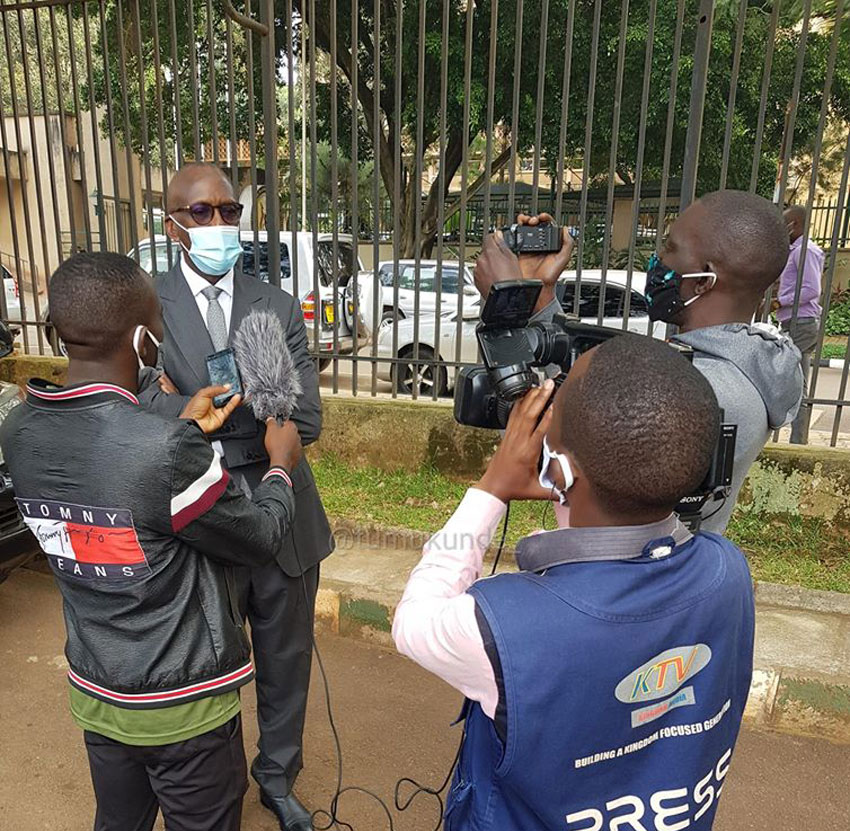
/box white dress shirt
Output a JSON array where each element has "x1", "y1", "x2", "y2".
[
  {"x1": 181, "y1": 255, "x2": 235, "y2": 336},
  {"x1": 180, "y1": 255, "x2": 234, "y2": 459}
]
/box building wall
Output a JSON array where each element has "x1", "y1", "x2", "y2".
[{"x1": 0, "y1": 109, "x2": 170, "y2": 303}]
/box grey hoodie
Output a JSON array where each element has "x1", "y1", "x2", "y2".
[{"x1": 672, "y1": 323, "x2": 803, "y2": 533}]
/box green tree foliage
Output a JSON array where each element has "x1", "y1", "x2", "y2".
[{"x1": 5, "y1": 1, "x2": 845, "y2": 257}]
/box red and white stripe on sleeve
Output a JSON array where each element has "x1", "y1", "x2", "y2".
[
  {"x1": 171, "y1": 452, "x2": 231, "y2": 532},
  {"x1": 262, "y1": 467, "x2": 293, "y2": 487}
]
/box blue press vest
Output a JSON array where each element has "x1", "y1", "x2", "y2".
[{"x1": 446, "y1": 532, "x2": 754, "y2": 831}]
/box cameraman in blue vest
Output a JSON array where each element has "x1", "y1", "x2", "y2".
[{"x1": 393, "y1": 334, "x2": 755, "y2": 831}]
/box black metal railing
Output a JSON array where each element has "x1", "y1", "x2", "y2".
[{"x1": 0, "y1": 0, "x2": 849, "y2": 446}]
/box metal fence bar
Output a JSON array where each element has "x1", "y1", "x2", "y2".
[
  {"x1": 369, "y1": 0, "x2": 381, "y2": 397},
  {"x1": 553, "y1": 0, "x2": 575, "y2": 226},
  {"x1": 113, "y1": 0, "x2": 140, "y2": 256},
  {"x1": 0, "y1": 35, "x2": 27, "y2": 345},
  {"x1": 187, "y1": 0, "x2": 201, "y2": 157},
  {"x1": 530, "y1": 0, "x2": 549, "y2": 216},
  {"x1": 32, "y1": 5, "x2": 64, "y2": 268},
  {"x1": 244, "y1": 0, "x2": 259, "y2": 286},
  {"x1": 349, "y1": 0, "x2": 359, "y2": 396},
  {"x1": 431, "y1": 0, "x2": 449, "y2": 402},
  {"x1": 329, "y1": 0, "x2": 340, "y2": 393},
  {"x1": 749, "y1": 1, "x2": 781, "y2": 193},
  {"x1": 597, "y1": 0, "x2": 629, "y2": 325},
  {"x1": 622, "y1": 0, "x2": 657, "y2": 329},
  {"x1": 64, "y1": 2, "x2": 93, "y2": 250},
  {"x1": 81, "y1": 2, "x2": 107, "y2": 252},
  {"x1": 2, "y1": 10, "x2": 38, "y2": 350},
  {"x1": 679, "y1": 0, "x2": 714, "y2": 210},
  {"x1": 151, "y1": 0, "x2": 173, "y2": 269},
  {"x1": 410, "y1": 0, "x2": 424, "y2": 399},
  {"x1": 168, "y1": 0, "x2": 184, "y2": 169},
  {"x1": 206, "y1": 0, "x2": 220, "y2": 166},
  {"x1": 815, "y1": 130, "x2": 850, "y2": 446},
  {"x1": 308, "y1": 0, "x2": 320, "y2": 365},
  {"x1": 285, "y1": 0, "x2": 298, "y2": 300},
  {"x1": 573, "y1": 0, "x2": 602, "y2": 304},
  {"x1": 389, "y1": 0, "x2": 403, "y2": 398},
  {"x1": 507, "y1": 0, "x2": 523, "y2": 221},
  {"x1": 776, "y1": 0, "x2": 812, "y2": 206},
  {"x1": 260, "y1": 0, "x2": 280, "y2": 287},
  {"x1": 48, "y1": 5, "x2": 78, "y2": 257},
  {"x1": 481, "y1": 0, "x2": 498, "y2": 233},
  {"x1": 16, "y1": 7, "x2": 48, "y2": 350},
  {"x1": 719, "y1": 0, "x2": 747, "y2": 191},
  {"x1": 0, "y1": 0, "x2": 848, "y2": 433},
  {"x1": 789, "y1": 0, "x2": 842, "y2": 340},
  {"x1": 453, "y1": 0, "x2": 474, "y2": 371},
  {"x1": 131, "y1": 0, "x2": 158, "y2": 270}
]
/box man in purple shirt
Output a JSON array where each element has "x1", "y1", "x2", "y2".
[{"x1": 774, "y1": 205, "x2": 824, "y2": 443}]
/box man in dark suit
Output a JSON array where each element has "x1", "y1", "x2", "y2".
[{"x1": 139, "y1": 163, "x2": 333, "y2": 831}]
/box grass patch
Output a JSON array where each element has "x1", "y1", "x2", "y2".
[
  {"x1": 820, "y1": 343, "x2": 846, "y2": 361},
  {"x1": 313, "y1": 454, "x2": 850, "y2": 594},
  {"x1": 726, "y1": 513, "x2": 850, "y2": 594}
]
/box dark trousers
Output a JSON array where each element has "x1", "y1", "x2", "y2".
[
  {"x1": 782, "y1": 317, "x2": 820, "y2": 444},
  {"x1": 239, "y1": 560, "x2": 319, "y2": 798},
  {"x1": 84, "y1": 715, "x2": 247, "y2": 831}
]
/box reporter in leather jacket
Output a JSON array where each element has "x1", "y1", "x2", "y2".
[{"x1": 0, "y1": 252, "x2": 302, "y2": 831}]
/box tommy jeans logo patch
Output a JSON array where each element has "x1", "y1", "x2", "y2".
[{"x1": 16, "y1": 498, "x2": 151, "y2": 580}]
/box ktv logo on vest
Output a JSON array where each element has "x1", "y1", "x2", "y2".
[
  {"x1": 615, "y1": 644, "x2": 712, "y2": 728},
  {"x1": 16, "y1": 498, "x2": 151, "y2": 581}
]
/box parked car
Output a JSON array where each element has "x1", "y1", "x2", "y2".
[
  {"x1": 45, "y1": 233, "x2": 365, "y2": 368},
  {"x1": 374, "y1": 270, "x2": 662, "y2": 396},
  {"x1": 0, "y1": 335, "x2": 35, "y2": 584},
  {"x1": 345, "y1": 260, "x2": 478, "y2": 334}
]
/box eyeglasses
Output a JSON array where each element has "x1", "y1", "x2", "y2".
[{"x1": 171, "y1": 201, "x2": 244, "y2": 226}]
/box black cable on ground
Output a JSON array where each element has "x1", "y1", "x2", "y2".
[{"x1": 295, "y1": 499, "x2": 513, "y2": 830}]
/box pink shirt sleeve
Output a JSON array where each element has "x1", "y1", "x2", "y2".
[{"x1": 392, "y1": 488, "x2": 507, "y2": 719}]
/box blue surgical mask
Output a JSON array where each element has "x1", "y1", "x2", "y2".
[
  {"x1": 169, "y1": 217, "x2": 243, "y2": 275},
  {"x1": 539, "y1": 436, "x2": 574, "y2": 505}
]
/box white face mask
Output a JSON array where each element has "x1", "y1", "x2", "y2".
[
  {"x1": 132, "y1": 325, "x2": 161, "y2": 370},
  {"x1": 538, "y1": 436, "x2": 574, "y2": 505}
]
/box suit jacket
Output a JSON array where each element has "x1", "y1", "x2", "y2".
[{"x1": 139, "y1": 261, "x2": 334, "y2": 576}]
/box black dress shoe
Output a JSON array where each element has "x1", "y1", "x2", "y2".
[{"x1": 260, "y1": 790, "x2": 314, "y2": 831}]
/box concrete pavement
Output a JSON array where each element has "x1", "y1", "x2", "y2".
[
  {"x1": 318, "y1": 532, "x2": 850, "y2": 744},
  {"x1": 1, "y1": 566, "x2": 848, "y2": 831}
]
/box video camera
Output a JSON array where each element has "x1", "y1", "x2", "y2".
[{"x1": 453, "y1": 280, "x2": 736, "y2": 530}]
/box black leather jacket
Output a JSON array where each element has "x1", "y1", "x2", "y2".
[{"x1": 0, "y1": 380, "x2": 295, "y2": 709}]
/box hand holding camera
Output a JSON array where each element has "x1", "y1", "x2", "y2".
[
  {"x1": 477, "y1": 379, "x2": 557, "y2": 504},
  {"x1": 474, "y1": 213, "x2": 574, "y2": 315}
]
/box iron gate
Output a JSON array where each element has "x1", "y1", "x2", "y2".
[{"x1": 1, "y1": 0, "x2": 849, "y2": 446}]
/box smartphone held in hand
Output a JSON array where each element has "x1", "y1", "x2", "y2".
[{"x1": 205, "y1": 348, "x2": 244, "y2": 408}]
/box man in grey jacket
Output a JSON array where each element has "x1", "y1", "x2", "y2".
[
  {"x1": 475, "y1": 191, "x2": 803, "y2": 533},
  {"x1": 139, "y1": 163, "x2": 332, "y2": 830}
]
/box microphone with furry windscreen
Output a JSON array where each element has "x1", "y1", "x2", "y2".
[{"x1": 233, "y1": 310, "x2": 303, "y2": 424}]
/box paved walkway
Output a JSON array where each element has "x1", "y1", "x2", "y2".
[
  {"x1": 320, "y1": 537, "x2": 850, "y2": 743},
  {"x1": 1, "y1": 567, "x2": 848, "y2": 831}
]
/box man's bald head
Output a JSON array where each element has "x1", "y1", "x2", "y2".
[
  {"x1": 784, "y1": 205, "x2": 807, "y2": 243},
  {"x1": 696, "y1": 191, "x2": 789, "y2": 296},
  {"x1": 166, "y1": 163, "x2": 235, "y2": 214}
]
